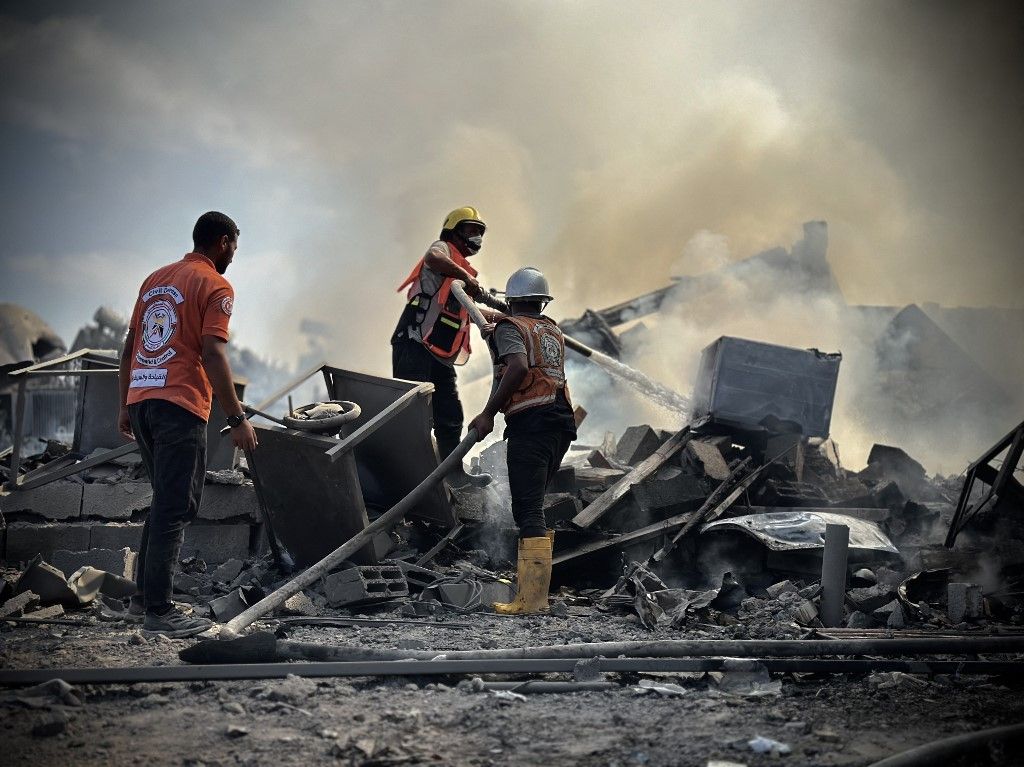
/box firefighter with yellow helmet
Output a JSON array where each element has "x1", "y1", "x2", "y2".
[{"x1": 392, "y1": 206, "x2": 500, "y2": 487}]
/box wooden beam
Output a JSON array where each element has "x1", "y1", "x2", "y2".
[
  {"x1": 554, "y1": 508, "x2": 697, "y2": 565},
  {"x1": 571, "y1": 427, "x2": 691, "y2": 529}
]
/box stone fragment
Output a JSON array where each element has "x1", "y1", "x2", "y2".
[
  {"x1": 846, "y1": 610, "x2": 874, "y2": 628},
  {"x1": 24, "y1": 604, "x2": 65, "y2": 620},
  {"x1": 212, "y1": 558, "x2": 245, "y2": 583},
  {"x1": 542, "y1": 493, "x2": 581, "y2": 524},
  {"x1": 766, "y1": 580, "x2": 798, "y2": 599},
  {"x1": 225, "y1": 724, "x2": 249, "y2": 738},
  {"x1": 791, "y1": 599, "x2": 819, "y2": 625},
  {"x1": 281, "y1": 592, "x2": 318, "y2": 616},
  {"x1": 615, "y1": 425, "x2": 661, "y2": 466},
  {"x1": 847, "y1": 584, "x2": 894, "y2": 613},
  {"x1": 14, "y1": 556, "x2": 76, "y2": 605},
  {"x1": 873, "y1": 600, "x2": 905, "y2": 629},
  {"x1": 0, "y1": 590, "x2": 40, "y2": 618},
  {"x1": 948, "y1": 582, "x2": 983, "y2": 623},
  {"x1": 586, "y1": 450, "x2": 613, "y2": 469},
  {"x1": 685, "y1": 440, "x2": 731, "y2": 481},
  {"x1": 851, "y1": 568, "x2": 877, "y2": 586}
]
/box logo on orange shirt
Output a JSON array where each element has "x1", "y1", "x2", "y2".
[{"x1": 142, "y1": 300, "x2": 178, "y2": 353}]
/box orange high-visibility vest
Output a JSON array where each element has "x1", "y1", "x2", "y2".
[
  {"x1": 490, "y1": 315, "x2": 573, "y2": 415},
  {"x1": 397, "y1": 242, "x2": 478, "y2": 365}
]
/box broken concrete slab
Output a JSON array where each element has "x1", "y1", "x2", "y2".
[
  {"x1": 198, "y1": 483, "x2": 259, "y2": 522},
  {"x1": 873, "y1": 600, "x2": 906, "y2": 629},
  {"x1": 765, "y1": 580, "x2": 799, "y2": 599},
  {"x1": 14, "y1": 556, "x2": 76, "y2": 605},
  {"x1": 1, "y1": 590, "x2": 40, "y2": 617},
  {"x1": 212, "y1": 558, "x2": 245, "y2": 584},
  {"x1": 615, "y1": 425, "x2": 661, "y2": 466},
  {"x1": 5, "y1": 522, "x2": 91, "y2": 562},
  {"x1": 848, "y1": 584, "x2": 896, "y2": 613},
  {"x1": 0, "y1": 480, "x2": 83, "y2": 522},
  {"x1": 81, "y1": 481, "x2": 152, "y2": 521},
  {"x1": 51, "y1": 547, "x2": 135, "y2": 579}
]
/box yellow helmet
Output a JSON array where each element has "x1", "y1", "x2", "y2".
[{"x1": 442, "y1": 206, "x2": 486, "y2": 233}]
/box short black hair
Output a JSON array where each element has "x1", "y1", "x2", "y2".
[{"x1": 192, "y1": 211, "x2": 239, "y2": 250}]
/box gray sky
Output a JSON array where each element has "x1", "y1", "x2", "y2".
[{"x1": 1, "y1": 1, "x2": 1021, "y2": 375}]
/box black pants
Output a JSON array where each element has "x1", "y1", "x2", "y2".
[
  {"x1": 507, "y1": 429, "x2": 574, "y2": 539},
  {"x1": 392, "y1": 339, "x2": 464, "y2": 459},
  {"x1": 128, "y1": 399, "x2": 207, "y2": 615}
]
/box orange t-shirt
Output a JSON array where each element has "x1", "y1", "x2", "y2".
[{"x1": 125, "y1": 253, "x2": 234, "y2": 422}]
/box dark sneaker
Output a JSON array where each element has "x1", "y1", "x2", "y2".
[{"x1": 142, "y1": 608, "x2": 213, "y2": 639}]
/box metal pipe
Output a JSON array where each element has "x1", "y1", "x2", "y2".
[
  {"x1": 218, "y1": 429, "x2": 480, "y2": 639},
  {"x1": 3, "y1": 657, "x2": 1023, "y2": 687},
  {"x1": 821, "y1": 522, "x2": 850, "y2": 627}
]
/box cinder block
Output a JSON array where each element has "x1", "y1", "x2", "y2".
[
  {"x1": 543, "y1": 494, "x2": 581, "y2": 524},
  {"x1": 684, "y1": 440, "x2": 731, "y2": 481},
  {"x1": 323, "y1": 564, "x2": 408, "y2": 606},
  {"x1": 89, "y1": 523, "x2": 144, "y2": 552},
  {"x1": 0, "y1": 481, "x2": 83, "y2": 521},
  {"x1": 948, "y1": 582, "x2": 984, "y2": 623},
  {"x1": 4, "y1": 523, "x2": 91, "y2": 563},
  {"x1": 198, "y1": 483, "x2": 259, "y2": 521},
  {"x1": 549, "y1": 466, "x2": 576, "y2": 494},
  {"x1": 51, "y1": 548, "x2": 136, "y2": 579},
  {"x1": 631, "y1": 472, "x2": 706, "y2": 512},
  {"x1": 81, "y1": 482, "x2": 152, "y2": 520},
  {"x1": 615, "y1": 425, "x2": 661, "y2": 465},
  {"x1": 181, "y1": 523, "x2": 252, "y2": 565},
  {"x1": 574, "y1": 467, "x2": 626, "y2": 490}
]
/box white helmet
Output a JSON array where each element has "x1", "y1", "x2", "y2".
[{"x1": 505, "y1": 267, "x2": 553, "y2": 302}]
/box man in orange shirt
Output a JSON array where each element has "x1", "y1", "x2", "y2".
[{"x1": 118, "y1": 211, "x2": 257, "y2": 638}]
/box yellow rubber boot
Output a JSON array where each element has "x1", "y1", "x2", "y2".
[{"x1": 493, "y1": 536, "x2": 552, "y2": 615}]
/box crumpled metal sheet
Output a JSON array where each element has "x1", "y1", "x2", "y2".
[{"x1": 701, "y1": 511, "x2": 898, "y2": 554}]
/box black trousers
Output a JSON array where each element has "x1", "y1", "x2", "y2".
[
  {"x1": 506, "y1": 429, "x2": 574, "y2": 539},
  {"x1": 128, "y1": 399, "x2": 207, "y2": 615},
  {"x1": 392, "y1": 339, "x2": 464, "y2": 459}
]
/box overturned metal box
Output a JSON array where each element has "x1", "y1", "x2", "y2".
[
  {"x1": 691, "y1": 336, "x2": 841, "y2": 438},
  {"x1": 246, "y1": 365, "x2": 456, "y2": 569}
]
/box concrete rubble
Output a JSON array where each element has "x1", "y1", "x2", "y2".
[{"x1": 2, "y1": 279, "x2": 1024, "y2": 766}]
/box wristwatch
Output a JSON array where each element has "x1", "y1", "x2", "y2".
[{"x1": 226, "y1": 413, "x2": 245, "y2": 428}]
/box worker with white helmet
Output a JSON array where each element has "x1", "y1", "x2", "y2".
[{"x1": 468, "y1": 267, "x2": 576, "y2": 614}]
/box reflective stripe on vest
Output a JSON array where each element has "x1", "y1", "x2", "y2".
[
  {"x1": 491, "y1": 315, "x2": 573, "y2": 416},
  {"x1": 396, "y1": 242, "x2": 478, "y2": 364}
]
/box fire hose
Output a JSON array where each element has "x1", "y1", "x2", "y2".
[{"x1": 450, "y1": 281, "x2": 690, "y2": 414}]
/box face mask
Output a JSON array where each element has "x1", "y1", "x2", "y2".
[{"x1": 463, "y1": 234, "x2": 483, "y2": 254}]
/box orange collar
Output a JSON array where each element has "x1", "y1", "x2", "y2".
[{"x1": 184, "y1": 252, "x2": 217, "y2": 270}]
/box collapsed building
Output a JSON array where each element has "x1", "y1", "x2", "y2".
[{"x1": 1, "y1": 223, "x2": 1023, "y2": 765}]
